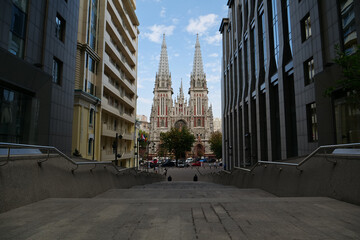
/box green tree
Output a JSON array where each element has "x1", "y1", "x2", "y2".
[
  {"x1": 326, "y1": 45, "x2": 360, "y2": 108},
  {"x1": 160, "y1": 127, "x2": 195, "y2": 162},
  {"x1": 209, "y1": 131, "x2": 222, "y2": 159}
]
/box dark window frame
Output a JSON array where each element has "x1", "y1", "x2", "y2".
[
  {"x1": 55, "y1": 13, "x2": 66, "y2": 42},
  {"x1": 301, "y1": 13, "x2": 312, "y2": 42},
  {"x1": 304, "y1": 57, "x2": 314, "y2": 85},
  {"x1": 306, "y1": 102, "x2": 318, "y2": 142},
  {"x1": 52, "y1": 57, "x2": 63, "y2": 85}
]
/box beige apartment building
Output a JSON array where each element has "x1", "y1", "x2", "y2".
[{"x1": 72, "y1": 0, "x2": 139, "y2": 167}]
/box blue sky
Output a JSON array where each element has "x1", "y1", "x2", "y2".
[{"x1": 136, "y1": 0, "x2": 228, "y2": 120}]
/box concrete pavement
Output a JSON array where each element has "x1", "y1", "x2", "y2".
[{"x1": 1, "y1": 181, "x2": 360, "y2": 239}]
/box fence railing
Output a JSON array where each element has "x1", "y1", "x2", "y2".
[
  {"x1": 232, "y1": 143, "x2": 360, "y2": 173},
  {"x1": 0, "y1": 142, "x2": 137, "y2": 174}
]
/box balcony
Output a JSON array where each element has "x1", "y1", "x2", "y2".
[
  {"x1": 103, "y1": 75, "x2": 135, "y2": 109},
  {"x1": 101, "y1": 123, "x2": 133, "y2": 141},
  {"x1": 122, "y1": 132, "x2": 133, "y2": 141},
  {"x1": 103, "y1": 54, "x2": 136, "y2": 94},
  {"x1": 120, "y1": 151, "x2": 134, "y2": 160},
  {"x1": 106, "y1": 4, "x2": 136, "y2": 51},
  {"x1": 110, "y1": 0, "x2": 137, "y2": 39},
  {"x1": 105, "y1": 29, "x2": 136, "y2": 66},
  {"x1": 105, "y1": 36, "x2": 136, "y2": 78},
  {"x1": 101, "y1": 97, "x2": 135, "y2": 124}
]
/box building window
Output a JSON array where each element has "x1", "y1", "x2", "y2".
[
  {"x1": 271, "y1": 0, "x2": 279, "y2": 67},
  {"x1": 339, "y1": 0, "x2": 357, "y2": 55},
  {"x1": 307, "y1": 102, "x2": 318, "y2": 142},
  {"x1": 251, "y1": 27, "x2": 257, "y2": 78},
  {"x1": 89, "y1": 108, "x2": 94, "y2": 125},
  {"x1": 258, "y1": 9, "x2": 267, "y2": 73},
  {"x1": 197, "y1": 119, "x2": 201, "y2": 127},
  {"x1": 55, "y1": 14, "x2": 65, "y2": 42},
  {"x1": 88, "y1": 138, "x2": 93, "y2": 154},
  {"x1": 286, "y1": 0, "x2": 293, "y2": 55},
  {"x1": 113, "y1": 119, "x2": 117, "y2": 131},
  {"x1": 8, "y1": 1, "x2": 28, "y2": 58},
  {"x1": 88, "y1": 56, "x2": 96, "y2": 73},
  {"x1": 52, "y1": 57, "x2": 62, "y2": 84},
  {"x1": 87, "y1": 81, "x2": 95, "y2": 95},
  {"x1": 304, "y1": 57, "x2": 314, "y2": 85},
  {"x1": 301, "y1": 13, "x2": 311, "y2": 42}
]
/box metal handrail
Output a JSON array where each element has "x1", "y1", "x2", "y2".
[
  {"x1": 233, "y1": 143, "x2": 360, "y2": 173},
  {"x1": 0, "y1": 142, "x2": 134, "y2": 174}
]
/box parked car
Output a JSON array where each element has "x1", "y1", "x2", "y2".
[
  {"x1": 208, "y1": 158, "x2": 217, "y2": 163},
  {"x1": 191, "y1": 161, "x2": 201, "y2": 166},
  {"x1": 177, "y1": 160, "x2": 185, "y2": 168},
  {"x1": 185, "y1": 158, "x2": 193, "y2": 164},
  {"x1": 162, "y1": 160, "x2": 175, "y2": 167}
]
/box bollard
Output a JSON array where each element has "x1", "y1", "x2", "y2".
[
  {"x1": 193, "y1": 174, "x2": 198, "y2": 182},
  {"x1": 168, "y1": 176, "x2": 172, "y2": 181}
]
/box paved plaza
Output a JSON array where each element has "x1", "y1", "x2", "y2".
[{"x1": 1, "y1": 179, "x2": 360, "y2": 240}]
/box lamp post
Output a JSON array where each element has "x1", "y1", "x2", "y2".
[
  {"x1": 228, "y1": 145, "x2": 232, "y2": 170},
  {"x1": 113, "y1": 133, "x2": 122, "y2": 166},
  {"x1": 92, "y1": 99, "x2": 100, "y2": 161}
]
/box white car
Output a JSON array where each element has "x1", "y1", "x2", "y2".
[{"x1": 185, "y1": 158, "x2": 193, "y2": 164}]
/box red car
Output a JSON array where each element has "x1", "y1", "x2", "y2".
[{"x1": 191, "y1": 161, "x2": 201, "y2": 166}]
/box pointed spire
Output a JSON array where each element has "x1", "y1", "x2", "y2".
[
  {"x1": 158, "y1": 34, "x2": 170, "y2": 77},
  {"x1": 191, "y1": 34, "x2": 205, "y2": 77},
  {"x1": 180, "y1": 79, "x2": 184, "y2": 98}
]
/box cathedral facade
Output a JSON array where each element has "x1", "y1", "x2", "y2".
[{"x1": 149, "y1": 34, "x2": 214, "y2": 158}]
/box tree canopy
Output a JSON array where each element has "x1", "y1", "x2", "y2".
[
  {"x1": 326, "y1": 45, "x2": 360, "y2": 108},
  {"x1": 160, "y1": 127, "x2": 195, "y2": 160},
  {"x1": 209, "y1": 131, "x2": 222, "y2": 159}
]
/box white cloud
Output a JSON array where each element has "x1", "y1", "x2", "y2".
[
  {"x1": 205, "y1": 33, "x2": 222, "y2": 45},
  {"x1": 160, "y1": 7, "x2": 166, "y2": 18},
  {"x1": 209, "y1": 53, "x2": 219, "y2": 58},
  {"x1": 186, "y1": 14, "x2": 218, "y2": 36},
  {"x1": 174, "y1": 53, "x2": 180, "y2": 57},
  {"x1": 144, "y1": 25, "x2": 175, "y2": 43}
]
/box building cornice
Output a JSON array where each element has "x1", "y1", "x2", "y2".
[
  {"x1": 219, "y1": 18, "x2": 229, "y2": 33},
  {"x1": 77, "y1": 42, "x2": 101, "y2": 62}
]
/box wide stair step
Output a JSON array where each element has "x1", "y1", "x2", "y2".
[{"x1": 1, "y1": 182, "x2": 360, "y2": 240}]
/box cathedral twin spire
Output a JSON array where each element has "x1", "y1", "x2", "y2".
[
  {"x1": 158, "y1": 34, "x2": 170, "y2": 78},
  {"x1": 191, "y1": 34, "x2": 205, "y2": 79},
  {"x1": 156, "y1": 33, "x2": 206, "y2": 92}
]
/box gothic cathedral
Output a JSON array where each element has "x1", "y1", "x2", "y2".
[{"x1": 149, "y1": 34, "x2": 214, "y2": 158}]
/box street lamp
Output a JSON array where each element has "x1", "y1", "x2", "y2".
[{"x1": 112, "y1": 133, "x2": 123, "y2": 166}]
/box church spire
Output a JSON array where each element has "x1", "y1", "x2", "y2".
[
  {"x1": 158, "y1": 34, "x2": 170, "y2": 77},
  {"x1": 180, "y1": 79, "x2": 184, "y2": 98},
  {"x1": 191, "y1": 34, "x2": 205, "y2": 78}
]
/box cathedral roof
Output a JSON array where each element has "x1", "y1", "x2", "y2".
[
  {"x1": 157, "y1": 34, "x2": 170, "y2": 77},
  {"x1": 191, "y1": 34, "x2": 205, "y2": 78}
]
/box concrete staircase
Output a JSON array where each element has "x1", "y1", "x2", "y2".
[{"x1": 1, "y1": 181, "x2": 360, "y2": 240}]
